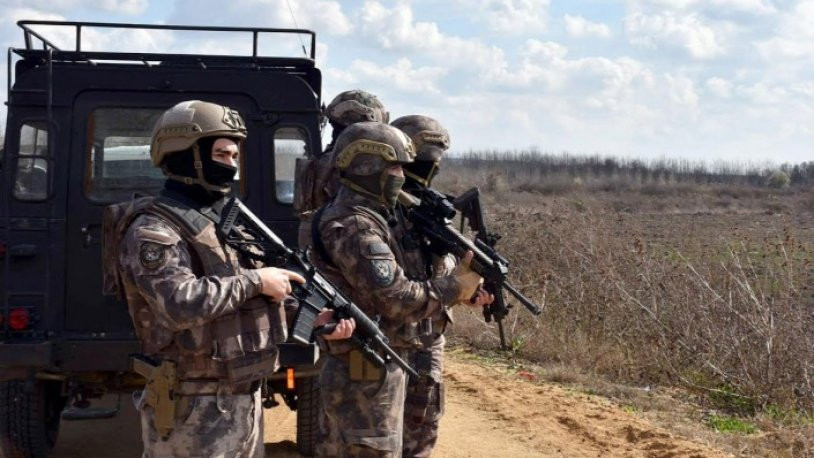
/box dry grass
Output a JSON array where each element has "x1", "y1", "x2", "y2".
[{"x1": 436, "y1": 164, "x2": 814, "y2": 456}]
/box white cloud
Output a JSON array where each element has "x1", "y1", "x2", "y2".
[
  {"x1": 475, "y1": 0, "x2": 550, "y2": 34},
  {"x1": 705, "y1": 77, "x2": 733, "y2": 98},
  {"x1": 628, "y1": 0, "x2": 777, "y2": 14},
  {"x1": 169, "y1": 0, "x2": 352, "y2": 36},
  {"x1": 277, "y1": 0, "x2": 352, "y2": 36},
  {"x1": 564, "y1": 14, "x2": 612, "y2": 39},
  {"x1": 1, "y1": 0, "x2": 147, "y2": 15},
  {"x1": 624, "y1": 11, "x2": 730, "y2": 59},
  {"x1": 343, "y1": 58, "x2": 447, "y2": 94},
  {"x1": 357, "y1": 1, "x2": 508, "y2": 78},
  {"x1": 756, "y1": 1, "x2": 814, "y2": 59},
  {"x1": 665, "y1": 74, "x2": 699, "y2": 106}
]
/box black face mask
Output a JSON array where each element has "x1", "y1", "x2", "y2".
[
  {"x1": 203, "y1": 160, "x2": 238, "y2": 188},
  {"x1": 197, "y1": 137, "x2": 238, "y2": 190}
]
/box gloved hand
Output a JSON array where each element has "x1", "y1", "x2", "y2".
[{"x1": 452, "y1": 251, "x2": 483, "y2": 304}]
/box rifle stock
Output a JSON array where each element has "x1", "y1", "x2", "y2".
[{"x1": 218, "y1": 197, "x2": 419, "y2": 379}]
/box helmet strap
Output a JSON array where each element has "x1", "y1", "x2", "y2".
[{"x1": 404, "y1": 160, "x2": 438, "y2": 188}]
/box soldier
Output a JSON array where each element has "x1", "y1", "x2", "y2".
[
  {"x1": 108, "y1": 100, "x2": 352, "y2": 457},
  {"x1": 310, "y1": 121, "x2": 491, "y2": 457},
  {"x1": 295, "y1": 89, "x2": 389, "y2": 248},
  {"x1": 391, "y1": 115, "x2": 484, "y2": 457}
]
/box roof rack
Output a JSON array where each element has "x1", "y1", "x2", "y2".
[
  {"x1": 7, "y1": 21, "x2": 319, "y2": 132},
  {"x1": 16, "y1": 20, "x2": 316, "y2": 60}
]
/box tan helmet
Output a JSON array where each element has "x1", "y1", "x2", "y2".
[
  {"x1": 333, "y1": 121, "x2": 415, "y2": 206},
  {"x1": 325, "y1": 90, "x2": 389, "y2": 127},
  {"x1": 150, "y1": 100, "x2": 247, "y2": 193},
  {"x1": 391, "y1": 115, "x2": 450, "y2": 187}
]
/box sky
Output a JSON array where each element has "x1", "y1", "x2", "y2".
[{"x1": 0, "y1": 0, "x2": 812, "y2": 163}]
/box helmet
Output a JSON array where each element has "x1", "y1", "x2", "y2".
[
  {"x1": 333, "y1": 122, "x2": 415, "y2": 206},
  {"x1": 150, "y1": 100, "x2": 247, "y2": 193},
  {"x1": 391, "y1": 115, "x2": 450, "y2": 188},
  {"x1": 325, "y1": 90, "x2": 389, "y2": 127}
]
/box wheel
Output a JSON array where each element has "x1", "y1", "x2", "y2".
[
  {"x1": 295, "y1": 375, "x2": 322, "y2": 456},
  {"x1": 0, "y1": 380, "x2": 66, "y2": 458}
]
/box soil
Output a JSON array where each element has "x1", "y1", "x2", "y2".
[{"x1": 51, "y1": 354, "x2": 731, "y2": 457}]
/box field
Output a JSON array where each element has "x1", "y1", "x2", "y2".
[{"x1": 435, "y1": 156, "x2": 814, "y2": 457}]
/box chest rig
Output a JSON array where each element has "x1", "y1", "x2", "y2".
[{"x1": 104, "y1": 196, "x2": 284, "y2": 384}]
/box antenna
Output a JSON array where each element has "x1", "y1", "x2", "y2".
[{"x1": 286, "y1": 0, "x2": 309, "y2": 58}]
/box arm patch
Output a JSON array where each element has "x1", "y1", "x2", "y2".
[
  {"x1": 139, "y1": 242, "x2": 168, "y2": 270},
  {"x1": 370, "y1": 259, "x2": 395, "y2": 286}
]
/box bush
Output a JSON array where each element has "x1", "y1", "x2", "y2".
[{"x1": 767, "y1": 171, "x2": 791, "y2": 189}]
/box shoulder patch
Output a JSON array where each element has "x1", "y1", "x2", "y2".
[
  {"x1": 370, "y1": 259, "x2": 395, "y2": 286},
  {"x1": 139, "y1": 242, "x2": 168, "y2": 270}
]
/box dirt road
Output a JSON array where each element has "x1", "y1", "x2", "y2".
[{"x1": 52, "y1": 354, "x2": 729, "y2": 457}]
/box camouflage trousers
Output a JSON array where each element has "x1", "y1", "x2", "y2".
[
  {"x1": 402, "y1": 335, "x2": 445, "y2": 458},
  {"x1": 316, "y1": 354, "x2": 407, "y2": 458},
  {"x1": 134, "y1": 388, "x2": 263, "y2": 458}
]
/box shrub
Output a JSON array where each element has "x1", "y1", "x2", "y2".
[{"x1": 767, "y1": 171, "x2": 791, "y2": 189}]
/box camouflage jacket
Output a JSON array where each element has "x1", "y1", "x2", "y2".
[
  {"x1": 312, "y1": 187, "x2": 460, "y2": 351},
  {"x1": 113, "y1": 195, "x2": 283, "y2": 380}
]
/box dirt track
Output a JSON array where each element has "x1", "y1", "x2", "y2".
[{"x1": 51, "y1": 353, "x2": 730, "y2": 457}]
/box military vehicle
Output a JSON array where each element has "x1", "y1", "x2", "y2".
[{"x1": 0, "y1": 20, "x2": 324, "y2": 457}]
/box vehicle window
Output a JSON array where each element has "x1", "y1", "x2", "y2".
[
  {"x1": 274, "y1": 127, "x2": 308, "y2": 204},
  {"x1": 85, "y1": 108, "x2": 165, "y2": 202},
  {"x1": 85, "y1": 107, "x2": 245, "y2": 203},
  {"x1": 13, "y1": 122, "x2": 49, "y2": 201}
]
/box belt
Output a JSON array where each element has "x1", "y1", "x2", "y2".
[
  {"x1": 330, "y1": 347, "x2": 410, "y2": 366},
  {"x1": 176, "y1": 379, "x2": 259, "y2": 396}
]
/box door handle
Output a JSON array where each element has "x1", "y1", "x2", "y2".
[{"x1": 81, "y1": 224, "x2": 102, "y2": 247}]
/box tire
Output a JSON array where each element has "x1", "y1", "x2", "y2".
[
  {"x1": 0, "y1": 380, "x2": 65, "y2": 458},
  {"x1": 295, "y1": 375, "x2": 322, "y2": 457}
]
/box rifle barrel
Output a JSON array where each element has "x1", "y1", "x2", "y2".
[{"x1": 503, "y1": 282, "x2": 543, "y2": 315}]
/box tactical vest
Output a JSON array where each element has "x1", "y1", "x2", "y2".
[
  {"x1": 312, "y1": 201, "x2": 424, "y2": 350},
  {"x1": 103, "y1": 196, "x2": 284, "y2": 384}
]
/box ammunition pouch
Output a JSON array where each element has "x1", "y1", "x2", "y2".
[
  {"x1": 348, "y1": 349, "x2": 383, "y2": 382},
  {"x1": 212, "y1": 297, "x2": 285, "y2": 384},
  {"x1": 405, "y1": 350, "x2": 443, "y2": 424},
  {"x1": 405, "y1": 375, "x2": 443, "y2": 425}
]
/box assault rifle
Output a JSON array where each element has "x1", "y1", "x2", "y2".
[
  {"x1": 218, "y1": 197, "x2": 418, "y2": 379},
  {"x1": 399, "y1": 188, "x2": 542, "y2": 350}
]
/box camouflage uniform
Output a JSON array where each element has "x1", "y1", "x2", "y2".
[
  {"x1": 117, "y1": 201, "x2": 269, "y2": 458},
  {"x1": 310, "y1": 123, "x2": 469, "y2": 458},
  {"x1": 295, "y1": 90, "x2": 388, "y2": 248},
  {"x1": 392, "y1": 115, "x2": 455, "y2": 458},
  {"x1": 394, "y1": 211, "x2": 455, "y2": 458},
  {"x1": 108, "y1": 101, "x2": 279, "y2": 458}
]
